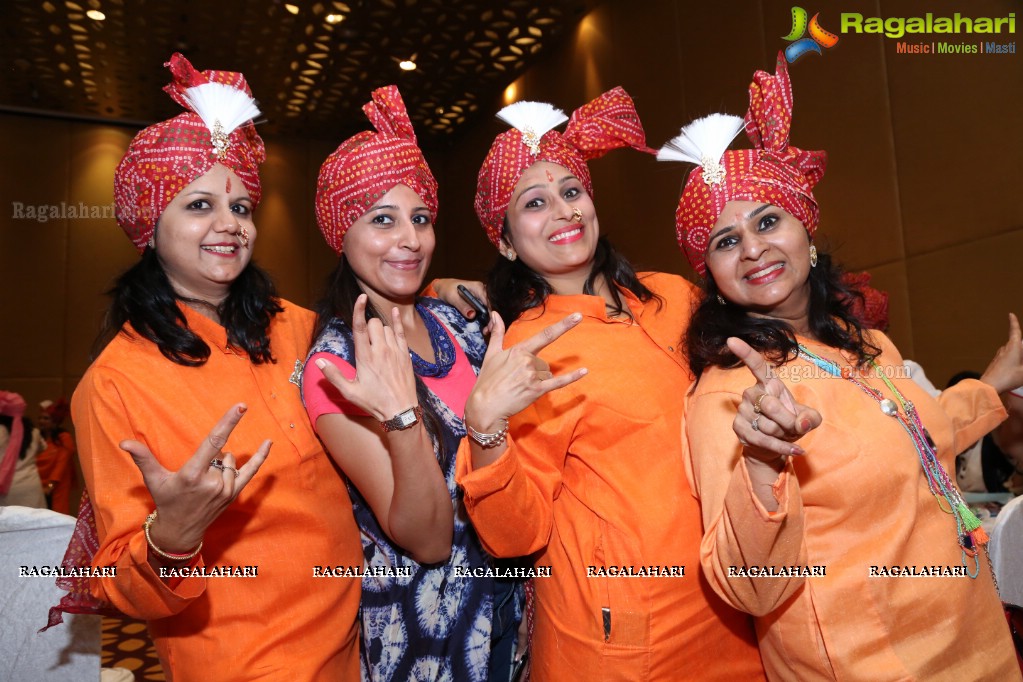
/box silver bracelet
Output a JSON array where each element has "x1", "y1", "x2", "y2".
[{"x1": 465, "y1": 417, "x2": 509, "y2": 448}]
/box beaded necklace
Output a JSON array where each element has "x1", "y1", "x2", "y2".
[
  {"x1": 409, "y1": 303, "x2": 456, "y2": 378},
  {"x1": 796, "y1": 344, "x2": 988, "y2": 577}
]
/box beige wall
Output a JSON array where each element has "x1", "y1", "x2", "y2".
[{"x1": 1, "y1": 0, "x2": 1020, "y2": 425}]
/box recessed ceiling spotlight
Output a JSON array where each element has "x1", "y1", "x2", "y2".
[
  {"x1": 284, "y1": 3, "x2": 299, "y2": 14},
  {"x1": 86, "y1": 9, "x2": 106, "y2": 20},
  {"x1": 399, "y1": 60, "x2": 416, "y2": 71}
]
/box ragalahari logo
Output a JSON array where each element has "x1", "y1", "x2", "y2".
[{"x1": 783, "y1": 7, "x2": 840, "y2": 62}]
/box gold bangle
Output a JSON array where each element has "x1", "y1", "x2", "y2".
[{"x1": 143, "y1": 510, "x2": 202, "y2": 562}]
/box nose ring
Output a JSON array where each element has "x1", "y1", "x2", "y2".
[
  {"x1": 571, "y1": 208, "x2": 582, "y2": 223},
  {"x1": 239, "y1": 225, "x2": 250, "y2": 248}
]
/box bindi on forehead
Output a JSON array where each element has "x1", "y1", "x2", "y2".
[
  {"x1": 545, "y1": 169, "x2": 554, "y2": 182},
  {"x1": 225, "y1": 176, "x2": 232, "y2": 193}
]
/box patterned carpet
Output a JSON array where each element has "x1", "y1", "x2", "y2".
[{"x1": 101, "y1": 616, "x2": 164, "y2": 681}]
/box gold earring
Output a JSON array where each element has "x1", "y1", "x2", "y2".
[{"x1": 809, "y1": 244, "x2": 818, "y2": 268}]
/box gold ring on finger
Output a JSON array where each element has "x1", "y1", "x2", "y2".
[{"x1": 753, "y1": 394, "x2": 768, "y2": 414}]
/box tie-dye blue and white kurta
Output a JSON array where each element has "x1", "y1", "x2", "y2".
[{"x1": 305, "y1": 297, "x2": 519, "y2": 681}]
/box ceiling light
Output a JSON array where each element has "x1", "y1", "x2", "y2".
[
  {"x1": 503, "y1": 82, "x2": 518, "y2": 104},
  {"x1": 325, "y1": 13, "x2": 343, "y2": 24},
  {"x1": 399, "y1": 60, "x2": 416, "y2": 71},
  {"x1": 86, "y1": 9, "x2": 105, "y2": 20},
  {"x1": 284, "y1": 4, "x2": 299, "y2": 14}
]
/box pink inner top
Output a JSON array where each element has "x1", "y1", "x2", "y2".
[{"x1": 303, "y1": 314, "x2": 476, "y2": 424}]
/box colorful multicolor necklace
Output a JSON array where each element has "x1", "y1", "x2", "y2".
[
  {"x1": 410, "y1": 303, "x2": 455, "y2": 378},
  {"x1": 797, "y1": 344, "x2": 988, "y2": 577}
]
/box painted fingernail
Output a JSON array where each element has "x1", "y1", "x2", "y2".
[
  {"x1": 800, "y1": 418, "x2": 811, "y2": 432},
  {"x1": 238, "y1": 405, "x2": 248, "y2": 414},
  {"x1": 570, "y1": 312, "x2": 582, "y2": 322},
  {"x1": 791, "y1": 445, "x2": 805, "y2": 456}
]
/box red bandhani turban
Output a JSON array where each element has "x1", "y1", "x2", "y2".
[
  {"x1": 659, "y1": 54, "x2": 827, "y2": 276},
  {"x1": 113, "y1": 53, "x2": 266, "y2": 252},
  {"x1": 475, "y1": 87, "x2": 653, "y2": 248},
  {"x1": 841, "y1": 271, "x2": 890, "y2": 331},
  {"x1": 316, "y1": 86, "x2": 438, "y2": 256}
]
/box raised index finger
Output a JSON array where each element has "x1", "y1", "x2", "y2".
[
  {"x1": 726, "y1": 337, "x2": 772, "y2": 386},
  {"x1": 516, "y1": 312, "x2": 583, "y2": 355},
  {"x1": 180, "y1": 403, "x2": 248, "y2": 477},
  {"x1": 1008, "y1": 312, "x2": 1021, "y2": 345}
]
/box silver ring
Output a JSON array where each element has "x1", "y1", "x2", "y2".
[{"x1": 751, "y1": 417, "x2": 761, "y2": 432}]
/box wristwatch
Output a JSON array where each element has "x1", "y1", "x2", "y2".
[{"x1": 380, "y1": 405, "x2": 423, "y2": 432}]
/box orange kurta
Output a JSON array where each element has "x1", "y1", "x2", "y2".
[
  {"x1": 457, "y1": 273, "x2": 765, "y2": 681},
  {"x1": 36, "y1": 431, "x2": 76, "y2": 513},
  {"x1": 684, "y1": 331, "x2": 1020, "y2": 681},
  {"x1": 72, "y1": 301, "x2": 361, "y2": 681}
]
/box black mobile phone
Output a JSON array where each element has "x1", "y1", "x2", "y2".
[
  {"x1": 456, "y1": 284, "x2": 490, "y2": 328},
  {"x1": 511, "y1": 650, "x2": 529, "y2": 682}
]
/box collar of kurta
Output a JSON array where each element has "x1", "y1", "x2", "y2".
[
  {"x1": 522, "y1": 282, "x2": 645, "y2": 324},
  {"x1": 177, "y1": 301, "x2": 232, "y2": 353}
]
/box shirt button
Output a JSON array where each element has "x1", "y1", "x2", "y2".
[
  {"x1": 289, "y1": 423, "x2": 295, "y2": 429},
  {"x1": 668, "y1": 346, "x2": 674, "y2": 351}
]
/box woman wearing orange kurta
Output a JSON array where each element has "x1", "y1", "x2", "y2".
[
  {"x1": 70, "y1": 55, "x2": 361, "y2": 680},
  {"x1": 36, "y1": 399, "x2": 77, "y2": 513},
  {"x1": 661, "y1": 55, "x2": 1023, "y2": 679},
  {"x1": 457, "y1": 90, "x2": 765, "y2": 680}
]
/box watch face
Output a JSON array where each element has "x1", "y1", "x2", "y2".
[{"x1": 398, "y1": 410, "x2": 418, "y2": 427}]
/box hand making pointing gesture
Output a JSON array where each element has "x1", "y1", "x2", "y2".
[
  {"x1": 728, "y1": 337, "x2": 822, "y2": 465},
  {"x1": 464, "y1": 311, "x2": 587, "y2": 466},
  {"x1": 314, "y1": 294, "x2": 419, "y2": 422},
  {"x1": 119, "y1": 403, "x2": 271, "y2": 565}
]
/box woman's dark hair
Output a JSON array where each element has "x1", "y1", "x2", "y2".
[
  {"x1": 488, "y1": 228, "x2": 660, "y2": 324},
  {"x1": 92, "y1": 248, "x2": 282, "y2": 366},
  {"x1": 313, "y1": 256, "x2": 448, "y2": 465},
  {"x1": 0, "y1": 415, "x2": 34, "y2": 459},
  {"x1": 686, "y1": 247, "x2": 880, "y2": 379}
]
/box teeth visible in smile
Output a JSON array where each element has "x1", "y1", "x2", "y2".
[
  {"x1": 202, "y1": 245, "x2": 236, "y2": 254},
  {"x1": 550, "y1": 228, "x2": 581, "y2": 242},
  {"x1": 747, "y1": 263, "x2": 783, "y2": 279}
]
